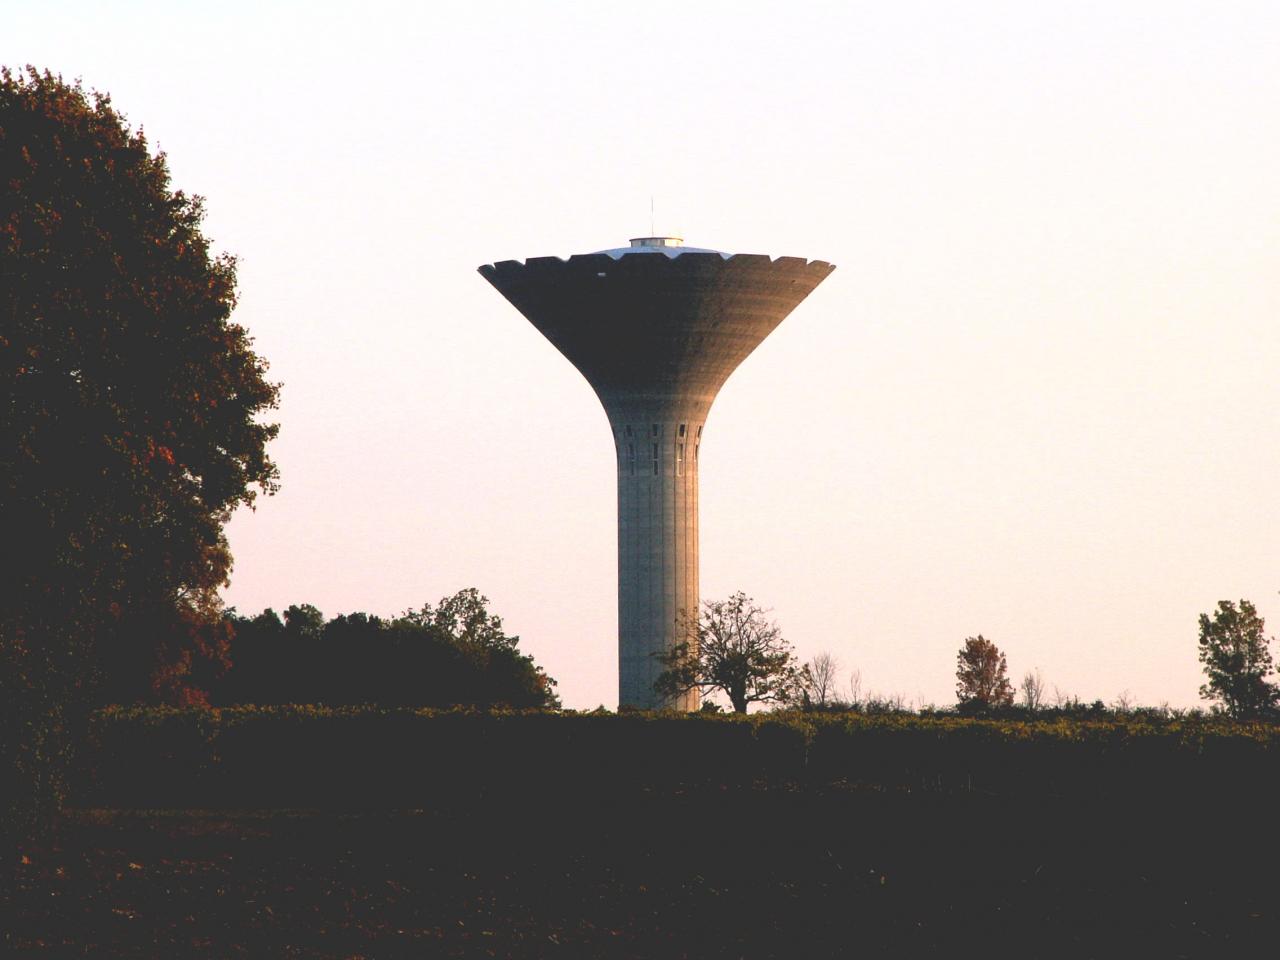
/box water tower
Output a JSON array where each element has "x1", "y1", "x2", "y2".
[{"x1": 478, "y1": 237, "x2": 834, "y2": 709}]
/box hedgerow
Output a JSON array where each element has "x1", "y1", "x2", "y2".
[{"x1": 73, "y1": 707, "x2": 1280, "y2": 810}]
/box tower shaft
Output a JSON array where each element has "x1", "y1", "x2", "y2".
[{"x1": 612, "y1": 404, "x2": 706, "y2": 710}]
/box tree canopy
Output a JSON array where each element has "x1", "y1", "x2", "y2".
[
  {"x1": 655, "y1": 592, "x2": 802, "y2": 713},
  {"x1": 1, "y1": 67, "x2": 279, "y2": 835},
  {"x1": 213, "y1": 590, "x2": 560, "y2": 709},
  {"x1": 955, "y1": 635, "x2": 1014, "y2": 712},
  {"x1": 1, "y1": 67, "x2": 279, "y2": 624},
  {"x1": 1197, "y1": 599, "x2": 1277, "y2": 719}
]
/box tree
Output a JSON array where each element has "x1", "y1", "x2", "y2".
[
  {"x1": 397, "y1": 588, "x2": 560, "y2": 708},
  {"x1": 1019, "y1": 668, "x2": 1045, "y2": 712},
  {"x1": 139, "y1": 603, "x2": 235, "y2": 707},
  {"x1": 802, "y1": 651, "x2": 840, "y2": 707},
  {"x1": 401, "y1": 587, "x2": 518, "y2": 652},
  {"x1": 1197, "y1": 599, "x2": 1277, "y2": 719},
  {"x1": 955, "y1": 635, "x2": 1014, "y2": 711},
  {"x1": 1, "y1": 68, "x2": 279, "y2": 839},
  {"x1": 654, "y1": 592, "x2": 803, "y2": 713},
  {"x1": 848, "y1": 667, "x2": 863, "y2": 708},
  {"x1": 217, "y1": 590, "x2": 560, "y2": 709},
  {"x1": 283, "y1": 604, "x2": 325, "y2": 640}
]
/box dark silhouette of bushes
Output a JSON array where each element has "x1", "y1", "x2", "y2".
[
  {"x1": 76, "y1": 708, "x2": 1280, "y2": 811},
  {"x1": 92, "y1": 590, "x2": 560, "y2": 711},
  {"x1": 216, "y1": 592, "x2": 558, "y2": 710}
]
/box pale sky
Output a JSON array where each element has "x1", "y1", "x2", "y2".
[{"x1": 10, "y1": 1, "x2": 1280, "y2": 709}]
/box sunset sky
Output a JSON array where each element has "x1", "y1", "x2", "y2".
[{"x1": 10, "y1": 1, "x2": 1280, "y2": 708}]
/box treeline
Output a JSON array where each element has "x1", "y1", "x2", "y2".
[
  {"x1": 94, "y1": 589, "x2": 560, "y2": 710},
  {"x1": 791, "y1": 597, "x2": 1280, "y2": 720},
  {"x1": 794, "y1": 696, "x2": 1200, "y2": 722},
  {"x1": 77, "y1": 706, "x2": 1280, "y2": 810}
]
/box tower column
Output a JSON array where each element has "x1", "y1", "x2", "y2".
[{"x1": 611, "y1": 405, "x2": 706, "y2": 709}]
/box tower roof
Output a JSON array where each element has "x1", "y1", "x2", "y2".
[
  {"x1": 480, "y1": 238, "x2": 834, "y2": 269},
  {"x1": 590, "y1": 236, "x2": 728, "y2": 259}
]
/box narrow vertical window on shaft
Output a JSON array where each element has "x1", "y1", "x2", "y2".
[
  {"x1": 627, "y1": 443, "x2": 635, "y2": 476},
  {"x1": 652, "y1": 443, "x2": 659, "y2": 476},
  {"x1": 676, "y1": 443, "x2": 684, "y2": 476}
]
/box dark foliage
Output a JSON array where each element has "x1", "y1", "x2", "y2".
[
  {"x1": 1197, "y1": 599, "x2": 1278, "y2": 719},
  {"x1": 74, "y1": 707, "x2": 1280, "y2": 811},
  {"x1": 93, "y1": 602, "x2": 235, "y2": 708},
  {"x1": 211, "y1": 589, "x2": 559, "y2": 710},
  {"x1": 1, "y1": 67, "x2": 278, "y2": 848}
]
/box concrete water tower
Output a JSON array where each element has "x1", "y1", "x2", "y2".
[{"x1": 479, "y1": 237, "x2": 834, "y2": 709}]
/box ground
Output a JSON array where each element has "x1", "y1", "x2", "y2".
[{"x1": 6, "y1": 779, "x2": 1278, "y2": 958}]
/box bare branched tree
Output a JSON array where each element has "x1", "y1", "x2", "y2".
[
  {"x1": 848, "y1": 668, "x2": 863, "y2": 708},
  {"x1": 803, "y1": 651, "x2": 840, "y2": 706},
  {"x1": 865, "y1": 691, "x2": 908, "y2": 714},
  {"x1": 1112, "y1": 689, "x2": 1134, "y2": 713},
  {"x1": 1019, "y1": 669, "x2": 1045, "y2": 712}
]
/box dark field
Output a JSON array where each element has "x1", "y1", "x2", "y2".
[{"x1": 8, "y1": 778, "x2": 1280, "y2": 959}]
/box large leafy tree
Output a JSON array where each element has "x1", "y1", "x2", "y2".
[
  {"x1": 1197, "y1": 599, "x2": 1277, "y2": 719},
  {"x1": 655, "y1": 592, "x2": 803, "y2": 713},
  {"x1": 955, "y1": 635, "x2": 1014, "y2": 712},
  {"x1": 1, "y1": 68, "x2": 279, "y2": 834}
]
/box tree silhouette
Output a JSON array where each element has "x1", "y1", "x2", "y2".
[
  {"x1": 655, "y1": 592, "x2": 802, "y2": 713},
  {"x1": 1, "y1": 67, "x2": 279, "y2": 836},
  {"x1": 802, "y1": 651, "x2": 840, "y2": 707},
  {"x1": 955, "y1": 635, "x2": 1014, "y2": 711},
  {"x1": 217, "y1": 591, "x2": 559, "y2": 709},
  {"x1": 1197, "y1": 599, "x2": 1277, "y2": 719},
  {"x1": 1019, "y1": 668, "x2": 1046, "y2": 712}
]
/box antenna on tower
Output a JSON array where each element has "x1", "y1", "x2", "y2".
[{"x1": 650, "y1": 195, "x2": 654, "y2": 237}]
